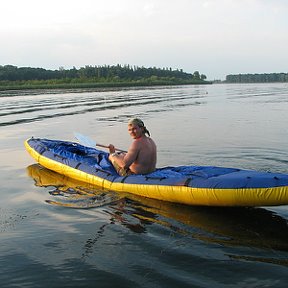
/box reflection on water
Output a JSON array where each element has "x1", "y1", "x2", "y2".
[
  {"x1": 27, "y1": 164, "x2": 288, "y2": 256},
  {"x1": 27, "y1": 164, "x2": 121, "y2": 209}
]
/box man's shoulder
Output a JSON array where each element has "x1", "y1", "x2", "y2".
[
  {"x1": 139, "y1": 137, "x2": 156, "y2": 150},
  {"x1": 131, "y1": 137, "x2": 146, "y2": 148},
  {"x1": 130, "y1": 138, "x2": 141, "y2": 149}
]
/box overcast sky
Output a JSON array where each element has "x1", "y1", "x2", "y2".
[{"x1": 1, "y1": 0, "x2": 287, "y2": 80}]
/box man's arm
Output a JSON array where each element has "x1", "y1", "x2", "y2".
[{"x1": 109, "y1": 141, "x2": 139, "y2": 169}]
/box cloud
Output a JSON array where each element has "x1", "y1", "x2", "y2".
[{"x1": 1, "y1": 0, "x2": 288, "y2": 79}]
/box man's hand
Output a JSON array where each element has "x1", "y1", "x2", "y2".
[{"x1": 108, "y1": 144, "x2": 116, "y2": 154}]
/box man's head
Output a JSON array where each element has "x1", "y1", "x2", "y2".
[{"x1": 128, "y1": 118, "x2": 150, "y2": 138}]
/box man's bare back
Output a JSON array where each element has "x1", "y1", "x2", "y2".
[{"x1": 127, "y1": 135, "x2": 157, "y2": 174}]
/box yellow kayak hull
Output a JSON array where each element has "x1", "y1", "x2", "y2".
[{"x1": 25, "y1": 138, "x2": 288, "y2": 207}]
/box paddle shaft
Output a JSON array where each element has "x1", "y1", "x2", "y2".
[{"x1": 96, "y1": 143, "x2": 127, "y2": 153}]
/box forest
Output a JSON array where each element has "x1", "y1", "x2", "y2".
[
  {"x1": 226, "y1": 73, "x2": 288, "y2": 83},
  {"x1": 0, "y1": 64, "x2": 209, "y2": 90}
]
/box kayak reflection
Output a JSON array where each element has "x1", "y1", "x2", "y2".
[
  {"x1": 27, "y1": 163, "x2": 121, "y2": 208},
  {"x1": 27, "y1": 163, "x2": 288, "y2": 253}
]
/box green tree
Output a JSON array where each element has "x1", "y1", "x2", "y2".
[
  {"x1": 193, "y1": 71, "x2": 200, "y2": 80},
  {"x1": 200, "y1": 74, "x2": 207, "y2": 80}
]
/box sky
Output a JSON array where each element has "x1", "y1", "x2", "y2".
[{"x1": 1, "y1": 0, "x2": 288, "y2": 80}]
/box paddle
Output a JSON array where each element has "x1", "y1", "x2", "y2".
[{"x1": 74, "y1": 132, "x2": 127, "y2": 153}]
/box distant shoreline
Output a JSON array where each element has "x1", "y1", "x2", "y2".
[
  {"x1": 0, "y1": 79, "x2": 212, "y2": 91},
  {"x1": 0, "y1": 64, "x2": 211, "y2": 91}
]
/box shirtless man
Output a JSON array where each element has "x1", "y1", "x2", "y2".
[{"x1": 108, "y1": 118, "x2": 157, "y2": 176}]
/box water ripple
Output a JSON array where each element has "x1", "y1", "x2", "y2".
[{"x1": 0, "y1": 86, "x2": 207, "y2": 127}]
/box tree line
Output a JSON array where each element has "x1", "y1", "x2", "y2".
[
  {"x1": 226, "y1": 73, "x2": 288, "y2": 83},
  {"x1": 0, "y1": 64, "x2": 207, "y2": 82}
]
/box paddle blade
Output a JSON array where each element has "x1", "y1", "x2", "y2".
[
  {"x1": 74, "y1": 132, "x2": 126, "y2": 152},
  {"x1": 74, "y1": 132, "x2": 96, "y2": 148}
]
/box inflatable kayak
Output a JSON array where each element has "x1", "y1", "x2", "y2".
[{"x1": 24, "y1": 137, "x2": 288, "y2": 207}]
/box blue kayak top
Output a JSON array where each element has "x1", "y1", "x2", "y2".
[{"x1": 27, "y1": 138, "x2": 288, "y2": 189}]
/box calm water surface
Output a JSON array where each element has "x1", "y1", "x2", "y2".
[{"x1": 1, "y1": 83, "x2": 288, "y2": 287}]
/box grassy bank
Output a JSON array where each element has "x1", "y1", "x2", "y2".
[{"x1": 0, "y1": 78, "x2": 211, "y2": 91}]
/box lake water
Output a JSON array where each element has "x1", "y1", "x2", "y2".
[{"x1": 1, "y1": 83, "x2": 288, "y2": 287}]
